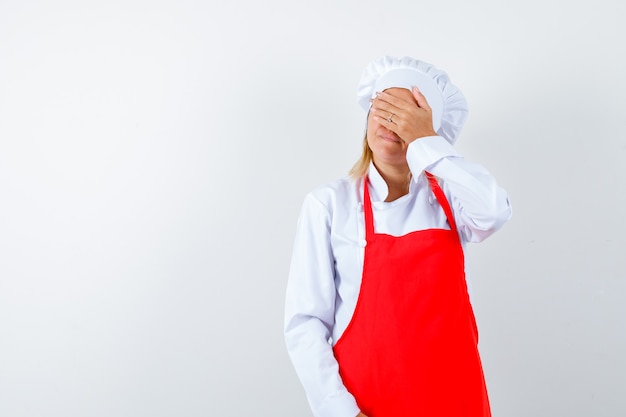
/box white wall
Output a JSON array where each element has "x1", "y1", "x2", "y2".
[{"x1": 0, "y1": 0, "x2": 624, "y2": 416}]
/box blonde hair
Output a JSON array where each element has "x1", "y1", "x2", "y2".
[{"x1": 348, "y1": 133, "x2": 372, "y2": 179}]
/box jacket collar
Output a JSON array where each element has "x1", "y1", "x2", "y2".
[{"x1": 367, "y1": 162, "x2": 415, "y2": 203}]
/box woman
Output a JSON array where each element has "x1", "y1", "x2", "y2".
[{"x1": 284, "y1": 56, "x2": 512, "y2": 417}]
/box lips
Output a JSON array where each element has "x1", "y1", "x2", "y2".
[{"x1": 380, "y1": 134, "x2": 401, "y2": 143}]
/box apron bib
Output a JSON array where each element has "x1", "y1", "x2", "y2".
[{"x1": 333, "y1": 173, "x2": 491, "y2": 417}]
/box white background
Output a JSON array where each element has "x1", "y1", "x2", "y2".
[{"x1": 1, "y1": 0, "x2": 624, "y2": 416}]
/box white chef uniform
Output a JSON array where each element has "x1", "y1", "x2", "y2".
[{"x1": 284, "y1": 135, "x2": 512, "y2": 417}]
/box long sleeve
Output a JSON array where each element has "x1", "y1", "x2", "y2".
[
  {"x1": 406, "y1": 136, "x2": 512, "y2": 242},
  {"x1": 284, "y1": 194, "x2": 360, "y2": 417},
  {"x1": 285, "y1": 139, "x2": 511, "y2": 416}
]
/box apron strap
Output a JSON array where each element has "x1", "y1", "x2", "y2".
[
  {"x1": 363, "y1": 176, "x2": 375, "y2": 238},
  {"x1": 364, "y1": 173, "x2": 459, "y2": 237},
  {"x1": 425, "y1": 172, "x2": 459, "y2": 235}
]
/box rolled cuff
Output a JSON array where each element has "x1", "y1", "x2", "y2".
[{"x1": 407, "y1": 135, "x2": 461, "y2": 178}]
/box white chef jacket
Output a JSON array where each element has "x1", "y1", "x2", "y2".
[{"x1": 284, "y1": 135, "x2": 512, "y2": 417}]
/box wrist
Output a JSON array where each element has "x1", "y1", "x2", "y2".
[
  {"x1": 404, "y1": 130, "x2": 438, "y2": 144},
  {"x1": 414, "y1": 129, "x2": 438, "y2": 140}
]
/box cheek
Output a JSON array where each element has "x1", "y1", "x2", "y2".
[{"x1": 366, "y1": 115, "x2": 378, "y2": 136}]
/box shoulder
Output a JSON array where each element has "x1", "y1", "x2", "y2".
[{"x1": 306, "y1": 176, "x2": 361, "y2": 213}]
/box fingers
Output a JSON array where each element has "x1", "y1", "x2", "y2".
[
  {"x1": 370, "y1": 107, "x2": 396, "y2": 125},
  {"x1": 411, "y1": 86, "x2": 432, "y2": 111},
  {"x1": 371, "y1": 88, "x2": 431, "y2": 117},
  {"x1": 369, "y1": 90, "x2": 411, "y2": 126},
  {"x1": 370, "y1": 90, "x2": 412, "y2": 113},
  {"x1": 372, "y1": 113, "x2": 398, "y2": 130},
  {"x1": 369, "y1": 97, "x2": 399, "y2": 118},
  {"x1": 370, "y1": 110, "x2": 405, "y2": 140},
  {"x1": 370, "y1": 88, "x2": 436, "y2": 143}
]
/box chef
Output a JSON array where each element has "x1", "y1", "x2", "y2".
[{"x1": 284, "y1": 56, "x2": 512, "y2": 417}]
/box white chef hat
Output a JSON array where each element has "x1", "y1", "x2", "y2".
[{"x1": 357, "y1": 56, "x2": 468, "y2": 144}]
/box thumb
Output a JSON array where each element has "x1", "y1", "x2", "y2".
[{"x1": 412, "y1": 86, "x2": 431, "y2": 111}]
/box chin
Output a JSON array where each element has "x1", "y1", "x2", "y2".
[{"x1": 372, "y1": 150, "x2": 407, "y2": 166}]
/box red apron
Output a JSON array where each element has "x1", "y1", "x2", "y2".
[{"x1": 333, "y1": 173, "x2": 491, "y2": 417}]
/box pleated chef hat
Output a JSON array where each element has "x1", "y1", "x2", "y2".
[{"x1": 357, "y1": 56, "x2": 468, "y2": 144}]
